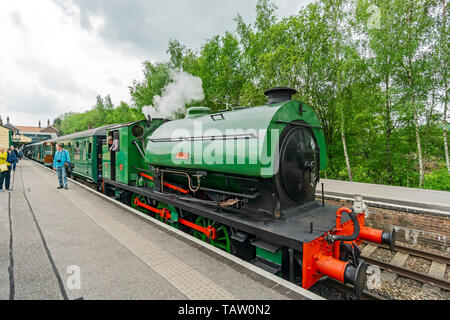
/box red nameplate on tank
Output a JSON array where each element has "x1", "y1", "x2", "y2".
[{"x1": 176, "y1": 152, "x2": 189, "y2": 160}]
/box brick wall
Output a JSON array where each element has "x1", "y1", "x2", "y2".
[{"x1": 318, "y1": 197, "x2": 450, "y2": 254}]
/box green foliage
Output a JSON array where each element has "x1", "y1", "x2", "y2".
[
  {"x1": 424, "y1": 168, "x2": 450, "y2": 191},
  {"x1": 56, "y1": 97, "x2": 144, "y2": 135},
  {"x1": 129, "y1": 61, "x2": 171, "y2": 111}
]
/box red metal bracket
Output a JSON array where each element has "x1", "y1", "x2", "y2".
[
  {"x1": 140, "y1": 172, "x2": 190, "y2": 194},
  {"x1": 133, "y1": 198, "x2": 216, "y2": 240}
]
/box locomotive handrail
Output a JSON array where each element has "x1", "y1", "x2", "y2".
[
  {"x1": 132, "y1": 140, "x2": 146, "y2": 159},
  {"x1": 275, "y1": 120, "x2": 323, "y2": 129}
]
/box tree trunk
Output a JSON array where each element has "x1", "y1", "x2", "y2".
[
  {"x1": 424, "y1": 86, "x2": 436, "y2": 158},
  {"x1": 407, "y1": 3, "x2": 424, "y2": 187},
  {"x1": 341, "y1": 110, "x2": 353, "y2": 181},
  {"x1": 413, "y1": 108, "x2": 425, "y2": 187},
  {"x1": 444, "y1": 83, "x2": 449, "y2": 172},
  {"x1": 442, "y1": 0, "x2": 450, "y2": 172},
  {"x1": 385, "y1": 73, "x2": 393, "y2": 183},
  {"x1": 331, "y1": 0, "x2": 352, "y2": 182}
]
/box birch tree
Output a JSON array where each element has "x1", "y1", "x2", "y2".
[
  {"x1": 393, "y1": 0, "x2": 433, "y2": 187},
  {"x1": 324, "y1": 0, "x2": 354, "y2": 181},
  {"x1": 436, "y1": 0, "x2": 449, "y2": 172}
]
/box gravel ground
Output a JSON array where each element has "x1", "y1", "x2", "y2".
[
  {"x1": 309, "y1": 280, "x2": 356, "y2": 300},
  {"x1": 311, "y1": 274, "x2": 449, "y2": 300},
  {"x1": 309, "y1": 240, "x2": 449, "y2": 300},
  {"x1": 405, "y1": 256, "x2": 432, "y2": 274},
  {"x1": 370, "y1": 247, "x2": 395, "y2": 262},
  {"x1": 371, "y1": 277, "x2": 449, "y2": 300}
]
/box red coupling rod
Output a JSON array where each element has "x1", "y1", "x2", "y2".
[{"x1": 133, "y1": 197, "x2": 216, "y2": 239}]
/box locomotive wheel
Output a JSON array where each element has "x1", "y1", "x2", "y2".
[
  {"x1": 156, "y1": 203, "x2": 179, "y2": 229},
  {"x1": 193, "y1": 216, "x2": 231, "y2": 253},
  {"x1": 131, "y1": 194, "x2": 149, "y2": 214}
]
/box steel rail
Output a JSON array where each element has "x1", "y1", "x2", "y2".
[
  {"x1": 377, "y1": 243, "x2": 450, "y2": 265},
  {"x1": 361, "y1": 256, "x2": 450, "y2": 291}
]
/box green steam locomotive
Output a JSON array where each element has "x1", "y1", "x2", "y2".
[{"x1": 25, "y1": 87, "x2": 396, "y2": 297}]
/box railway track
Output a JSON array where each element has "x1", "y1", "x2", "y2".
[
  {"x1": 361, "y1": 243, "x2": 450, "y2": 292},
  {"x1": 378, "y1": 243, "x2": 450, "y2": 265},
  {"x1": 321, "y1": 278, "x2": 387, "y2": 300},
  {"x1": 319, "y1": 243, "x2": 449, "y2": 300}
]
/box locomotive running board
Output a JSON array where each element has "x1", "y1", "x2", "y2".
[{"x1": 103, "y1": 178, "x2": 342, "y2": 251}]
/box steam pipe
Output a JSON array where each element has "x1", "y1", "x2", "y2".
[{"x1": 327, "y1": 207, "x2": 360, "y2": 243}]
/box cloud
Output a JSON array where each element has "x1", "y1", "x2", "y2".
[
  {"x1": 71, "y1": 0, "x2": 313, "y2": 57},
  {"x1": 0, "y1": 0, "x2": 311, "y2": 126},
  {"x1": 0, "y1": 0, "x2": 143, "y2": 125},
  {"x1": 0, "y1": 86, "x2": 61, "y2": 116}
]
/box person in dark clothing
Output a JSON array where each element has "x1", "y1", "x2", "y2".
[
  {"x1": 11, "y1": 146, "x2": 19, "y2": 160},
  {"x1": 9, "y1": 147, "x2": 18, "y2": 171}
]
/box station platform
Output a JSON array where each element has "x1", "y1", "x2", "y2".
[
  {"x1": 316, "y1": 179, "x2": 450, "y2": 215},
  {"x1": 0, "y1": 159, "x2": 321, "y2": 300}
]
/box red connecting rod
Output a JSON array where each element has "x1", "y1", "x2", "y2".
[{"x1": 133, "y1": 197, "x2": 216, "y2": 239}]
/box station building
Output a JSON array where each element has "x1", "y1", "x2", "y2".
[
  {"x1": 4, "y1": 117, "x2": 59, "y2": 144},
  {"x1": 0, "y1": 124, "x2": 12, "y2": 148}
]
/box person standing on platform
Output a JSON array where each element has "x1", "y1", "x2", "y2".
[
  {"x1": 9, "y1": 146, "x2": 18, "y2": 171},
  {"x1": 0, "y1": 145, "x2": 13, "y2": 192},
  {"x1": 53, "y1": 143, "x2": 70, "y2": 190}
]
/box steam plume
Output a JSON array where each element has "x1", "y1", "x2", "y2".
[{"x1": 142, "y1": 70, "x2": 204, "y2": 119}]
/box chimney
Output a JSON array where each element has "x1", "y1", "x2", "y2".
[
  {"x1": 39, "y1": 120, "x2": 41, "y2": 128},
  {"x1": 47, "y1": 119, "x2": 50, "y2": 127},
  {"x1": 7, "y1": 116, "x2": 10, "y2": 124},
  {"x1": 264, "y1": 87, "x2": 297, "y2": 105},
  {"x1": 0, "y1": 116, "x2": 2, "y2": 126}
]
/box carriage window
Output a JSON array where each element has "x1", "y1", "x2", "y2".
[
  {"x1": 88, "y1": 142, "x2": 92, "y2": 159},
  {"x1": 74, "y1": 141, "x2": 81, "y2": 159}
]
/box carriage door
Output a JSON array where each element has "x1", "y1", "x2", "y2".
[{"x1": 110, "y1": 131, "x2": 119, "y2": 181}]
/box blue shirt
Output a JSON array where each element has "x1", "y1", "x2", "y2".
[
  {"x1": 9, "y1": 152, "x2": 17, "y2": 163},
  {"x1": 53, "y1": 149, "x2": 70, "y2": 168}
]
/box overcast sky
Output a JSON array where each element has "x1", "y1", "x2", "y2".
[{"x1": 0, "y1": 0, "x2": 312, "y2": 127}]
